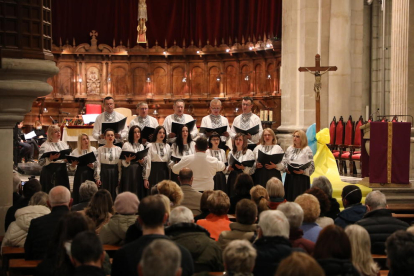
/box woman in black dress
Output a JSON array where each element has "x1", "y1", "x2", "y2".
[
  {"x1": 169, "y1": 125, "x2": 195, "y2": 183},
  {"x1": 206, "y1": 132, "x2": 227, "y2": 192}
]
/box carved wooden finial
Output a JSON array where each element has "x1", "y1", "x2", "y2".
[
  {"x1": 73, "y1": 38, "x2": 76, "y2": 47},
  {"x1": 174, "y1": 40, "x2": 177, "y2": 46},
  {"x1": 214, "y1": 38, "x2": 217, "y2": 47},
  {"x1": 229, "y1": 37, "x2": 232, "y2": 45},
  {"x1": 207, "y1": 39, "x2": 210, "y2": 45},
  {"x1": 242, "y1": 36, "x2": 245, "y2": 45},
  {"x1": 127, "y1": 39, "x2": 130, "y2": 48},
  {"x1": 66, "y1": 38, "x2": 69, "y2": 45},
  {"x1": 183, "y1": 38, "x2": 186, "y2": 48},
  {"x1": 253, "y1": 35, "x2": 256, "y2": 43},
  {"x1": 235, "y1": 37, "x2": 238, "y2": 43},
  {"x1": 59, "y1": 37, "x2": 62, "y2": 47},
  {"x1": 263, "y1": 33, "x2": 267, "y2": 41},
  {"x1": 113, "y1": 39, "x2": 115, "y2": 48},
  {"x1": 258, "y1": 35, "x2": 261, "y2": 41},
  {"x1": 155, "y1": 40, "x2": 158, "y2": 46},
  {"x1": 146, "y1": 41, "x2": 149, "y2": 49},
  {"x1": 191, "y1": 39, "x2": 194, "y2": 46},
  {"x1": 120, "y1": 40, "x2": 123, "y2": 46},
  {"x1": 198, "y1": 39, "x2": 201, "y2": 48},
  {"x1": 164, "y1": 39, "x2": 167, "y2": 48}
]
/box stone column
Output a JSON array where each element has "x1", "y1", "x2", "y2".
[{"x1": 390, "y1": 0, "x2": 409, "y2": 117}]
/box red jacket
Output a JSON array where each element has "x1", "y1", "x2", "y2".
[{"x1": 197, "y1": 213, "x2": 231, "y2": 241}]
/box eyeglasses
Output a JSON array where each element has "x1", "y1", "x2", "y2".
[
  {"x1": 292, "y1": 135, "x2": 300, "y2": 138},
  {"x1": 210, "y1": 138, "x2": 220, "y2": 142}
]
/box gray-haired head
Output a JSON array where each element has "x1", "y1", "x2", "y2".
[
  {"x1": 365, "y1": 190, "x2": 387, "y2": 211},
  {"x1": 277, "y1": 202, "x2": 304, "y2": 230},
  {"x1": 29, "y1": 191, "x2": 49, "y2": 207},
  {"x1": 169, "y1": 206, "x2": 194, "y2": 225},
  {"x1": 223, "y1": 240, "x2": 257, "y2": 273},
  {"x1": 312, "y1": 176, "x2": 333, "y2": 197},
  {"x1": 79, "y1": 180, "x2": 98, "y2": 202},
  {"x1": 258, "y1": 210, "x2": 290, "y2": 238}
]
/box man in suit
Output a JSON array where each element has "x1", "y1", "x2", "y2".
[
  {"x1": 177, "y1": 168, "x2": 202, "y2": 216},
  {"x1": 172, "y1": 137, "x2": 225, "y2": 192},
  {"x1": 24, "y1": 185, "x2": 72, "y2": 260}
]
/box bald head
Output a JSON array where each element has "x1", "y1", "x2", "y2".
[
  {"x1": 178, "y1": 168, "x2": 193, "y2": 185},
  {"x1": 48, "y1": 186, "x2": 72, "y2": 208}
]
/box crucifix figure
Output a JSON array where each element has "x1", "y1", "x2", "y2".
[
  {"x1": 298, "y1": 54, "x2": 337, "y2": 132},
  {"x1": 137, "y1": 0, "x2": 147, "y2": 43}
]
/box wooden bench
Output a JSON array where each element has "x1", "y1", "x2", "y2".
[
  {"x1": 8, "y1": 259, "x2": 41, "y2": 276},
  {"x1": 379, "y1": 270, "x2": 389, "y2": 276},
  {"x1": 392, "y1": 213, "x2": 414, "y2": 224}
]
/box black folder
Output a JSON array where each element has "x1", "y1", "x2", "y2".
[
  {"x1": 258, "y1": 151, "x2": 284, "y2": 165},
  {"x1": 228, "y1": 155, "x2": 255, "y2": 168},
  {"x1": 287, "y1": 162, "x2": 312, "y2": 172},
  {"x1": 66, "y1": 152, "x2": 97, "y2": 166},
  {"x1": 171, "y1": 155, "x2": 181, "y2": 163},
  {"x1": 120, "y1": 148, "x2": 149, "y2": 161},
  {"x1": 199, "y1": 125, "x2": 228, "y2": 136},
  {"x1": 171, "y1": 120, "x2": 196, "y2": 135},
  {"x1": 102, "y1": 117, "x2": 127, "y2": 134},
  {"x1": 247, "y1": 144, "x2": 257, "y2": 151},
  {"x1": 234, "y1": 125, "x2": 260, "y2": 136},
  {"x1": 40, "y1": 149, "x2": 72, "y2": 160},
  {"x1": 141, "y1": 126, "x2": 156, "y2": 140}
]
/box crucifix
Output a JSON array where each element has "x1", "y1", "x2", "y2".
[{"x1": 298, "y1": 54, "x2": 337, "y2": 132}]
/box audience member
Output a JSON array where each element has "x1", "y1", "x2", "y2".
[
  {"x1": 314, "y1": 225, "x2": 359, "y2": 276},
  {"x1": 25, "y1": 186, "x2": 72, "y2": 260},
  {"x1": 250, "y1": 185, "x2": 269, "y2": 216},
  {"x1": 218, "y1": 199, "x2": 258, "y2": 250},
  {"x1": 345, "y1": 225, "x2": 380, "y2": 276},
  {"x1": 166, "y1": 206, "x2": 223, "y2": 273},
  {"x1": 5, "y1": 178, "x2": 41, "y2": 231},
  {"x1": 13, "y1": 171, "x2": 22, "y2": 204},
  {"x1": 157, "y1": 180, "x2": 184, "y2": 207},
  {"x1": 265, "y1": 177, "x2": 286, "y2": 210},
  {"x1": 100, "y1": 192, "x2": 139, "y2": 245},
  {"x1": 2, "y1": 191, "x2": 49, "y2": 250},
  {"x1": 356, "y1": 190, "x2": 408, "y2": 254},
  {"x1": 275, "y1": 252, "x2": 325, "y2": 276},
  {"x1": 312, "y1": 176, "x2": 340, "y2": 220},
  {"x1": 71, "y1": 231, "x2": 106, "y2": 276},
  {"x1": 335, "y1": 185, "x2": 366, "y2": 228},
  {"x1": 139, "y1": 239, "x2": 182, "y2": 276},
  {"x1": 306, "y1": 187, "x2": 334, "y2": 228},
  {"x1": 228, "y1": 173, "x2": 254, "y2": 214},
  {"x1": 194, "y1": 190, "x2": 214, "y2": 222},
  {"x1": 80, "y1": 189, "x2": 114, "y2": 233},
  {"x1": 407, "y1": 225, "x2": 414, "y2": 235},
  {"x1": 277, "y1": 202, "x2": 315, "y2": 254},
  {"x1": 177, "y1": 168, "x2": 202, "y2": 216},
  {"x1": 253, "y1": 210, "x2": 292, "y2": 276},
  {"x1": 386, "y1": 230, "x2": 414, "y2": 276},
  {"x1": 294, "y1": 194, "x2": 322, "y2": 243},
  {"x1": 111, "y1": 196, "x2": 194, "y2": 276},
  {"x1": 197, "y1": 190, "x2": 231, "y2": 241},
  {"x1": 223, "y1": 240, "x2": 257, "y2": 276},
  {"x1": 71, "y1": 180, "x2": 98, "y2": 211}
]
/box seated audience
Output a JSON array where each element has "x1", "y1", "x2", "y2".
[
  {"x1": 80, "y1": 189, "x2": 114, "y2": 233},
  {"x1": 356, "y1": 190, "x2": 408, "y2": 254},
  {"x1": 335, "y1": 185, "x2": 366, "y2": 228},
  {"x1": 266, "y1": 177, "x2": 286, "y2": 210},
  {"x1": 194, "y1": 190, "x2": 214, "y2": 222},
  {"x1": 407, "y1": 225, "x2": 414, "y2": 235},
  {"x1": 25, "y1": 186, "x2": 72, "y2": 260},
  {"x1": 218, "y1": 199, "x2": 258, "y2": 250},
  {"x1": 314, "y1": 225, "x2": 359, "y2": 276},
  {"x1": 294, "y1": 194, "x2": 322, "y2": 243},
  {"x1": 306, "y1": 187, "x2": 334, "y2": 228},
  {"x1": 345, "y1": 225, "x2": 380, "y2": 276},
  {"x1": 166, "y1": 206, "x2": 223, "y2": 273},
  {"x1": 386, "y1": 230, "x2": 414, "y2": 276},
  {"x1": 71, "y1": 231, "x2": 106, "y2": 276},
  {"x1": 157, "y1": 180, "x2": 184, "y2": 207},
  {"x1": 197, "y1": 190, "x2": 231, "y2": 241},
  {"x1": 228, "y1": 173, "x2": 254, "y2": 214},
  {"x1": 275, "y1": 252, "x2": 325, "y2": 276},
  {"x1": 277, "y1": 202, "x2": 315, "y2": 254},
  {"x1": 312, "y1": 176, "x2": 340, "y2": 220},
  {"x1": 177, "y1": 168, "x2": 202, "y2": 216},
  {"x1": 253, "y1": 210, "x2": 292, "y2": 276},
  {"x1": 13, "y1": 171, "x2": 22, "y2": 204},
  {"x1": 250, "y1": 185, "x2": 269, "y2": 216},
  {"x1": 223, "y1": 240, "x2": 257, "y2": 276},
  {"x1": 2, "y1": 191, "x2": 49, "y2": 250},
  {"x1": 111, "y1": 195, "x2": 194, "y2": 276},
  {"x1": 5, "y1": 178, "x2": 41, "y2": 231},
  {"x1": 100, "y1": 192, "x2": 139, "y2": 245},
  {"x1": 139, "y1": 239, "x2": 182, "y2": 276},
  {"x1": 71, "y1": 180, "x2": 98, "y2": 212}
]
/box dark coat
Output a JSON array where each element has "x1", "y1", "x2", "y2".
[
  {"x1": 326, "y1": 197, "x2": 341, "y2": 220},
  {"x1": 334, "y1": 203, "x2": 366, "y2": 229},
  {"x1": 229, "y1": 194, "x2": 251, "y2": 214},
  {"x1": 356, "y1": 208, "x2": 409, "y2": 254},
  {"x1": 71, "y1": 201, "x2": 89, "y2": 212},
  {"x1": 111, "y1": 234, "x2": 194, "y2": 276},
  {"x1": 253, "y1": 236, "x2": 292, "y2": 276},
  {"x1": 24, "y1": 205, "x2": 70, "y2": 260},
  {"x1": 317, "y1": 258, "x2": 360, "y2": 276},
  {"x1": 74, "y1": 266, "x2": 106, "y2": 276},
  {"x1": 289, "y1": 228, "x2": 315, "y2": 254},
  {"x1": 166, "y1": 223, "x2": 223, "y2": 273}
]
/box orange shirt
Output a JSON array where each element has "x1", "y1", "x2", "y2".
[{"x1": 196, "y1": 213, "x2": 231, "y2": 241}]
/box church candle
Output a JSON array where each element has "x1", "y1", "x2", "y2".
[
  {"x1": 264, "y1": 110, "x2": 268, "y2": 121},
  {"x1": 260, "y1": 110, "x2": 264, "y2": 121},
  {"x1": 269, "y1": 110, "x2": 273, "y2": 121}
]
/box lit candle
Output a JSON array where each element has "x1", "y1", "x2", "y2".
[
  {"x1": 264, "y1": 110, "x2": 268, "y2": 122},
  {"x1": 269, "y1": 110, "x2": 273, "y2": 121},
  {"x1": 260, "y1": 110, "x2": 264, "y2": 121}
]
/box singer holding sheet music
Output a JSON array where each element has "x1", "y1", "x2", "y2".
[
  {"x1": 170, "y1": 125, "x2": 195, "y2": 183},
  {"x1": 129, "y1": 102, "x2": 159, "y2": 145},
  {"x1": 120, "y1": 126, "x2": 146, "y2": 199},
  {"x1": 38, "y1": 125, "x2": 70, "y2": 193},
  {"x1": 253, "y1": 128, "x2": 285, "y2": 186},
  {"x1": 95, "y1": 129, "x2": 122, "y2": 200},
  {"x1": 163, "y1": 99, "x2": 198, "y2": 144},
  {"x1": 92, "y1": 97, "x2": 128, "y2": 146},
  {"x1": 144, "y1": 126, "x2": 171, "y2": 190},
  {"x1": 227, "y1": 133, "x2": 256, "y2": 197},
  {"x1": 200, "y1": 99, "x2": 230, "y2": 142},
  {"x1": 206, "y1": 132, "x2": 228, "y2": 192},
  {"x1": 68, "y1": 133, "x2": 97, "y2": 204},
  {"x1": 283, "y1": 130, "x2": 315, "y2": 201}
]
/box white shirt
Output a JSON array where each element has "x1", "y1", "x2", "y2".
[
  {"x1": 38, "y1": 141, "x2": 70, "y2": 167},
  {"x1": 200, "y1": 115, "x2": 231, "y2": 142},
  {"x1": 230, "y1": 113, "x2": 263, "y2": 144},
  {"x1": 227, "y1": 149, "x2": 256, "y2": 175},
  {"x1": 92, "y1": 111, "x2": 128, "y2": 144},
  {"x1": 170, "y1": 141, "x2": 195, "y2": 168},
  {"x1": 253, "y1": 144, "x2": 285, "y2": 171},
  {"x1": 144, "y1": 142, "x2": 171, "y2": 180},
  {"x1": 95, "y1": 146, "x2": 122, "y2": 181},
  {"x1": 172, "y1": 152, "x2": 225, "y2": 191},
  {"x1": 206, "y1": 148, "x2": 228, "y2": 174},
  {"x1": 121, "y1": 142, "x2": 145, "y2": 168},
  {"x1": 129, "y1": 115, "x2": 159, "y2": 145},
  {"x1": 163, "y1": 114, "x2": 198, "y2": 144},
  {"x1": 68, "y1": 147, "x2": 97, "y2": 171},
  {"x1": 283, "y1": 146, "x2": 315, "y2": 176}
]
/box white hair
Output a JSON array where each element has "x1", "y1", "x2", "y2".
[
  {"x1": 365, "y1": 190, "x2": 387, "y2": 210},
  {"x1": 277, "y1": 202, "x2": 304, "y2": 230},
  {"x1": 223, "y1": 240, "x2": 257, "y2": 273},
  {"x1": 312, "y1": 176, "x2": 333, "y2": 197},
  {"x1": 49, "y1": 186, "x2": 71, "y2": 207},
  {"x1": 169, "y1": 206, "x2": 194, "y2": 225},
  {"x1": 258, "y1": 210, "x2": 290, "y2": 238},
  {"x1": 140, "y1": 239, "x2": 181, "y2": 276}
]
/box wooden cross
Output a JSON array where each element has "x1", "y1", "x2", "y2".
[{"x1": 298, "y1": 54, "x2": 337, "y2": 132}]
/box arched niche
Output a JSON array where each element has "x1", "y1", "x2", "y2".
[
  {"x1": 112, "y1": 67, "x2": 128, "y2": 96},
  {"x1": 226, "y1": 65, "x2": 237, "y2": 96},
  {"x1": 58, "y1": 66, "x2": 74, "y2": 96},
  {"x1": 153, "y1": 67, "x2": 167, "y2": 95},
  {"x1": 191, "y1": 66, "x2": 204, "y2": 96},
  {"x1": 133, "y1": 67, "x2": 147, "y2": 96},
  {"x1": 209, "y1": 66, "x2": 220, "y2": 97},
  {"x1": 241, "y1": 64, "x2": 251, "y2": 95},
  {"x1": 267, "y1": 63, "x2": 276, "y2": 93},
  {"x1": 255, "y1": 64, "x2": 264, "y2": 94},
  {"x1": 172, "y1": 66, "x2": 185, "y2": 96}
]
